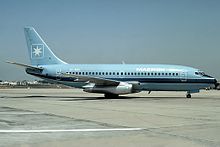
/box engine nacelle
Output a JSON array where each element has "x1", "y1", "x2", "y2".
[{"x1": 83, "y1": 82, "x2": 136, "y2": 95}]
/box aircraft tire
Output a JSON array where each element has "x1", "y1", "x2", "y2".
[
  {"x1": 186, "y1": 94, "x2": 191, "y2": 98},
  {"x1": 104, "y1": 93, "x2": 119, "y2": 98}
]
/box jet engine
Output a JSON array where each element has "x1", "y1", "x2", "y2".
[{"x1": 83, "y1": 82, "x2": 138, "y2": 95}]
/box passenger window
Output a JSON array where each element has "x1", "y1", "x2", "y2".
[
  {"x1": 106, "y1": 72, "x2": 108, "y2": 75},
  {"x1": 155, "y1": 73, "x2": 157, "y2": 76},
  {"x1": 117, "y1": 72, "x2": 119, "y2": 75},
  {"x1": 121, "y1": 72, "x2": 123, "y2": 75},
  {"x1": 172, "y1": 73, "x2": 175, "y2": 76},
  {"x1": 158, "y1": 73, "x2": 160, "y2": 76}
]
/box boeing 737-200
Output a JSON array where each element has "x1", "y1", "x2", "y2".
[{"x1": 7, "y1": 27, "x2": 218, "y2": 98}]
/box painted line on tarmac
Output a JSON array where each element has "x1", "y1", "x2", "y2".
[{"x1": 0, "y1": 128, "x2": 143, "y2": 133}]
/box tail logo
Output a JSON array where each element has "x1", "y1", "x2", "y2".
[{"x1": 31, "y1": 44, "x2": 44, "y2": 59}]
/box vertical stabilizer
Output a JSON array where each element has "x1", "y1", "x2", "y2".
[{"x1": 24, "y1": 27, "x2": 66, "y2": 65}]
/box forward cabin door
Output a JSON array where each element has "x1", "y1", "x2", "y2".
[{"x1": 180, "y1": 71, "x2": 187, "y2": 82}]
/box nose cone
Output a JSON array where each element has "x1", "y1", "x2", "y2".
[
  {"x1": 214, "y1": 79, "x2": 219, "y2": 89},
  {"x1": 214, "y1": 78, "x2": 217, "y2": 84},
  {"x1": 206, "y1": 78, "x2": 218, "y2": 89},
  {"x1": 211, "y1": 78, "x2": 217, "y2": 85}
]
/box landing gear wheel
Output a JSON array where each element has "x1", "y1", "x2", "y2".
[
  {"x1": 104, "y1": 93, "x2": 119, "y2": 98},
  {"x1": 186, "y1": 93, "x2": 191, "y2": 98}
]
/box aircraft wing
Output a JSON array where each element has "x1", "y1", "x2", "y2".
[
  {"x1": 62, "y1": 73, "x2": 120, "y2": 86},
  {"x1": 6, "y1": 61, "x2": 43, "y2": 71}
]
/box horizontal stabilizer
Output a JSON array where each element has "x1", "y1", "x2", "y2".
[{"x1": 6, "y1": 61, "x2": 43, "y2": 70}]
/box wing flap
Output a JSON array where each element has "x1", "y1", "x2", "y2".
[{"x1": 62, "y1": 73, "x2": 120, "y2": 86}]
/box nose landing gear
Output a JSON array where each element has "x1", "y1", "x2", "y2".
[
  {"x1": 104, "y1": 93, "x2": 119, "y2": 98},
  {"x1": 186, "y1": 93, "x2": 191, "y2": 98},
  {"x1": 186, "y1": 90, "x2": 199, "y2": 98}
]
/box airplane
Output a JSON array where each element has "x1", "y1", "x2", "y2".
[{"x1": 7, "y1": 27, "x2": 219, "y2": 98}]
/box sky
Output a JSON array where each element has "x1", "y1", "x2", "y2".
[{"x1": 0, "y1": 0, "x2": 220, "y2": 80}]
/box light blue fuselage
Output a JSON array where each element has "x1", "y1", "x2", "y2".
[{"x1": 27, "y1": 64, "x2": 216, "y2": 93}]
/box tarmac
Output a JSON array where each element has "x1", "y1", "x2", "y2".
[{"x1": 0, "y1": 88, "x2": 220, "y2": 147}]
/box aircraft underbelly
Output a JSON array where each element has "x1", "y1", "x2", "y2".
[{"x1": 56, "y1": 80, "x2": 213, "y2": 91}]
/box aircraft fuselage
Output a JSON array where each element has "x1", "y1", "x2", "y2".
[{"x1": 26, "y1": 64, "x2": 217, "y2": 95}]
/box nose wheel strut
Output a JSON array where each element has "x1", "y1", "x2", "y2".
[{"x1": 186, "y1": 93, "x2": 191, "y2": 98}]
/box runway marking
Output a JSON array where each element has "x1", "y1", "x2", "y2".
[{"x1": 0, "y1": 128, "x2": 143, "y2": 133}]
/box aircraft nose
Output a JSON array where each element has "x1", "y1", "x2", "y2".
[
  {"x1": 214, "y1": 79, "x2": 219, "y2": 89},
  {"x1": 214, "y1": 78, "x2": 217, "y2": 84}
]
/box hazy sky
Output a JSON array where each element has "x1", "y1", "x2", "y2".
[{"x1": 0, "y1": 0, "x2": 220, "y2": 80}]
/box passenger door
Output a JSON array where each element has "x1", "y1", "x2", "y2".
[
  {"x1": 180, "y1": 71, "x2": 187, "y2": 82},
  {"x1": 56, "y1": 69, "x2": 62, "y2": 80}
]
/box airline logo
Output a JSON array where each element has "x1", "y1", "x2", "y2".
[{"x1": 31, "y1": 44, "x2": 44, "y2": 59}]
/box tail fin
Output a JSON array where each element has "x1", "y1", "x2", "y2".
[{"x1": 24, "y1": 27, "x2": 66, "y2": 65}]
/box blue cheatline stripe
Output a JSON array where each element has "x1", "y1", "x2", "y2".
[{"x1": 27, "y1": 71, "x2": 216, "y2": 84}]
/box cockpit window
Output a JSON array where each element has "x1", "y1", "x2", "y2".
[
  {"x1": 195, "y1": 71, "x2": 205, "y2": 76},
  {"x1": 195, "y1": 71, "x2": 213, "y2": 78}
]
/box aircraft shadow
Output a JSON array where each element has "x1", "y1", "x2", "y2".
[{"x1": 1, "y1": 95, "x2": 220, "y2": 101}]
